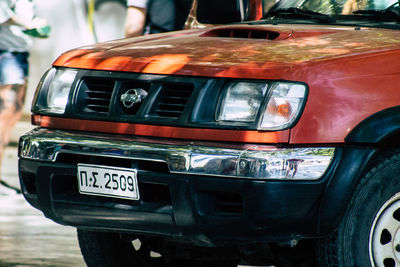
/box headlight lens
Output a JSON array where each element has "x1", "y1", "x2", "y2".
[
  {"x1": 34, "y1": 68, "x2": 77, "y2": 114},
  {"x1": 260, "y1": 82, "x2": 307, "y2": 130},
  {"x1": 217, "y1": 81, "x2": 307, "y2": 130},
  {"x1": 217, "y1": 82, "x2": 269, "y2": 122}
]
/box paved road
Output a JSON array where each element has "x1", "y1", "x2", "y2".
[{"x1": 0, "y1": 146, "x2": 86, "y2": 267}]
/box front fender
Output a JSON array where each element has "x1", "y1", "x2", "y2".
[{"x1": 346, "y1": 106, "x2": 400, "y2": 144}]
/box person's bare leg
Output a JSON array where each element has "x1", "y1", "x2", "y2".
[
  {"x1": 0, "y1": 82, "x2": 27, "y2": 188},
  {"x1": 2, "y1": 83, "x2": 27, "y2": 144}
]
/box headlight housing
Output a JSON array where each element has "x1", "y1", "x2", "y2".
[
  {"x1": 217, "y1": 81, "x2": 307, "y2": 130},
  {"x1": 217, "y1": 82, "x2": 268, "y2": 122},
  {"x1": 33, "y1": 68, "x2": 78, "y2": 115}
]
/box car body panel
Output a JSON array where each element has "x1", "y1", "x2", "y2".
[
  {"x1": 51, "y1": 24, "x2": 400, "y2": 144},
  {"x1": 31, "y1": 115, "x2": 291, "y2": 143},
  {"x1": 53, "y1": 25, "x2": 400, "y2": 79}
]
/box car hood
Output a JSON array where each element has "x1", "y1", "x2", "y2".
[{"x1": 53, "y1": 24, "x2": 400, "y2": 80}]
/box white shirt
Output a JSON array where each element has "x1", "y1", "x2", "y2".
[
  {"x1": 127, "y1": 0, "x2": 149, "y2": 9},
  {"x1": 0, "y1": 0, "x2": 34, "y2": 51}
]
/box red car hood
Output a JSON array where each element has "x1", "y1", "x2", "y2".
[{"x1": 53, "y1": 24, "x2": 400, "y2": 80}]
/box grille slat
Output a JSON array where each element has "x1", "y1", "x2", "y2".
[
  {"x1": 152, "y1": 83, "x2": 194, "y2": 118},
  {"x1": 87, "y1": 97, "x2": 111, "y2": 103},
  {"x1": 159, "y1": 101, "x2": 187, "y2": 106},
  {"x1": 158, "y1": 104, "x2": 186, "y2": 109},
  {"x1": 81, "y1": 78, "x2": 115, "y2": 114},
  {"x1": 87, "y1": 104, "x2": 110, "y2": 109},
  {"x1": 155, "y1": 110, "x2": 183, "y2": 114}
]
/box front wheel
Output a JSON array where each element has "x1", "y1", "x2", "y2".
[
  {"x1": 370, "y1": 192, "x2": 400, "y2": 267},
  {"x1": 77, "y1": 230, "x2": 164, "y2": 267},
  {"x1": 317, "y1": 153, "x2": 400, "y2": 267},
  {"x1": 77, "y1": 229, "x2": 239, "y2": 267}
]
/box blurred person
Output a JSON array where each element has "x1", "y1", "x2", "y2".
[
  {"x1": 341, "y1": 0, "x2": 368, "y2": 14},
  {"x1": 0, "y1": 0, "x2": 48, "y2": 192},
  {"x1": 124, "y1": 0, "x2": 192, "y2": 37}
]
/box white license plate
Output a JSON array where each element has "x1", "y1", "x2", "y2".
[{"x1": 77, "y1": 164, "x2": 140, "y2": 200}]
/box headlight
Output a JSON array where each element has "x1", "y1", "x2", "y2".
[
  {"x1": 33, "y1": 68, "x2": 77, "y2": 114},
  {"x1": 217, "y1": 81, "x2": 307, "y2": 130},
  {"x1": 217, "y1": 82, "x2": 269, "y2": 122}
]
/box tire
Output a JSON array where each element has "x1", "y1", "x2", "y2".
[
  {"x1": 77, "y1": 229, "x2": 239, "y2": 267},
  {"x1": 77, "y1": 230, "x2": 163, "y2": 267},
  {"x1": 317, "y1": 153, "x2": 400, "y2": 267}
]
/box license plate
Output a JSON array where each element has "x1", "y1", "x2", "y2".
[{"x1": 77, "y1": 164, "x2": 140, "y2": 200}]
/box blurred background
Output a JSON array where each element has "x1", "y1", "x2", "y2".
[
  {"x1": 10, "y1": 0, "x2": 128, "y2": 142},
  {"x1": 24, "y1": 0, "x2": 127, "y2": 117},
  {"x1": 2, "y1": 3, "x2": 128, "y2": 264}
]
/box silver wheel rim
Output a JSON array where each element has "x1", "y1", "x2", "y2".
[{"x1": 370, "y1": 193, "x2": 400, "y2": 267}]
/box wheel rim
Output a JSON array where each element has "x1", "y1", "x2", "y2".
[{"x1": 370, "y1": 193, "x2": 400, "y2": 267}]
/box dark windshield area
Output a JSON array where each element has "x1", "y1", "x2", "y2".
[{"x1": 266, "y1": 0, "x2": 398, "y2": 16}]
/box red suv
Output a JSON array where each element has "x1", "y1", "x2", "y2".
[{"x1": 18, "y1": 0, "x2": 400, "y2": 266}]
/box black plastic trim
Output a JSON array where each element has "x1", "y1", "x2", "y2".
[
  {"x1": 346, "y1": 106, "x2": 400, "y2": 144},
  {"x1": 19, "y1": 157, "x2": 328, "y2": 245}
]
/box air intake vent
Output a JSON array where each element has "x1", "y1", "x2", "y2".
[
  {"x1": 81, "y1": 78, "x2": 115, "y2": 114},
  {"x1": 202, "y1": 28, "x2": 280, "y2": 40},
  {"x1": 151, "y1": 83, "x2": 194, "y2": 118}
]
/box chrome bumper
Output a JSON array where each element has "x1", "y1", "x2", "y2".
[{"x1": 19, "y1": 128, "x2": 335, "y2": 180}]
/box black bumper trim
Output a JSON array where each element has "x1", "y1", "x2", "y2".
[{"x1": 19, "y1": 158, "x2": 327, "y2": 246}]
